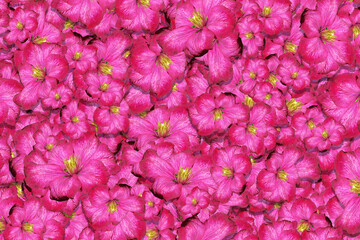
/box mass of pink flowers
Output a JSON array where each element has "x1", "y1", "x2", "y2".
[{"x1": 1, "y1": 0, "x2": 360, "y2": 239}]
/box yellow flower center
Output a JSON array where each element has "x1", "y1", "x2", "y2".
[
  {"x1": 250, "y1": 155, "x2": 255, "y2": 165},
  {"x1": 32, "y1": 67, "x2": 45, "y2": 80},
  {"x1": 353, "y1": 25, "x2": 360, "y2": 38},
  {"x1": 140, "y1": 0, "x2": 150, "y2": 7},
  {"x1": 249, "y1": 71, "x2": 256, "y2": 79},
  {"x1": 247, "y1": 124, "x2": 257, "y2": 135},
  {"x1": 297, "y1": 222, "x2": 310, "y2": 232},
  {"x1": 189, "y1": 11, "x2": 205, "y2": 28},
  {"x1": 0, "y1": 219, "x2": 5, "y2": 232},
  {"x1": 321, "y1": 29, "x2": 337, "y2": 41},
  {"x1": 284, "y1": 41, "x2": 297, "y2": 53},
  {"x1": 277, "y1": 170, "x2": 288, "y2": 181},
  {"x1": 46, "y1": 143, "x2": 53, "y2": 151},
  {"x1": 274, "y1": 202, "x2": 281, "y2": 209},
  {"x1": 123, "y1": 50, "x2": 130, "y2": 58},
  {"x1": 100, "y1": 82, "x2": 109, "y2": 91},
  {"x1": 34, "y1": 36, "x2": 47, "y2": 44},
  {"x1": 71, "y1": 116, "x2": 80, "y2": 123},
  {"x1": 138, "y1": 111, "x2": 147, "y2": 118},
  {"x1": 321, "y1": 130, "x2": 329, "y2": 139},
  {"x1": 73, "y1": 51, "x2": 82, "y2": 60},
  {"x1": 291, "y1": 72, "x2": 298, "y2": 79},
  {"x1": 107, "y1": 200, "x2": 118, "y2": 214},
  {"x1": 146, "y1": 229, "x2": 159, "y2": 239},
  {"x1": 244, "y1": 95, "x2": 255, "y2": 108},
  {"x1": 64, "y1": 19, "x2": 74, "y2": 30},
  {"x1": 222, "y1": 167, "x2": 234, "y2": 178},
  {"x1": 213, "y1": 109, "x2": 223, "y2": 121},
  {"x1": 262, "y1": 6, "x2": 272, "y2": 17},
  {"x1": 245, "y1": 32, "x2": 254, "y2": 39},
  {"x1": 99, "y1": 62, "x2": 114, "y2": 75},
  {"x1": 158, "y1": 54, "x2": 173, "y2": 70},
  {"x1": 176, "y1": 167, "x2": 191, "y2": 184},
  {"x1": 110, "y1": 106, "x2": 120, "y2": 114},
  {"x1": 307, "y1": 120, "x2": 315, "y2": 130},
  {"x1": 286, "y1": 99, "x2": 302, "y2": 112},
  {"x1": 64, "y1": 155, "x2": 79, "y2": 175},
  {"x1": 15, "y1": 183, "x2": 23, "y2": 198},
  {"x1": 11, "y1": 152, "x2": 16, "y2": 158},
  {"x1": 16, "y1": 21, "x2": 24, "y2": 30},
  {"x1": 147, "y1": 201, "x2": 154, "y2": 207},
  {"x1": 268, "y1": 74, "x2": 278, "y2": 86},
  {"x1": 191, "y1": 198, "x2": 197, "y2": 205},
  {"x1": 55, "y1": 93, "x2": 60, "y2": 100},
  {"x1": 350, "y1": 180, "x2": 360, "y2": 193},
  {"x1": 156, "y1": 121, "x2": 170, "y2": 137},
  {"x1": 22, "y1": 222, "x2": 33, "y2": 233},
  {"x1": 265, "y1": 94, "x2": 271, "y2": 100},
  {"x1": 172, "y1": 83, "x2": 178, "y2": 92}
]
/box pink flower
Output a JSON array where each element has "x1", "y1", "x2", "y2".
[
  {"x1": 159, "y1": 0, "x2": 235, "y2": 55},
  {"x1": 237, "y1": 14, "x2": 264, "y2": 58},
  {"x1": 211, "y1": 147, "x2": 251, "y2": 202},
  {"x1": 177, "y1": 187, "x2": 211, "y2": 220},
  {"x1": 0, "y1": 79, "x2": 22, "y2": 125},
  {"x1": 299, "y1": 0, "x2": 354, "y2": 75},
  {"x1": 130, "y1": 37, "x2": 186, "y2": 98},
  {"x1": 61, "y1": 100, "x2": 90, "y2": 139},
  {"x1": 240, "y1": 59, "x2": 269, "y2": 94},
  {"x1": 291, "y1": 107, "x2": 325, "y2": 141},
  {"x1": 65, "y1": 43, "x2": 97, "y2": 74},
  {"x1": 189, "y1": 93, "x2": 248, "y2": 136},
  {"x1": 128, "y1": 106, "x2": 198, "y2": 153},
  {"x1": 259, "y1": 221, "x2": 301, "y2": 240},
  {"x1": 24, "y1": 135, "x2": 114, "y2": 199},
  {"x1": 41, "y1": 83, "x2": 72, "y2": 109},
  {"x1": 4, "y1": 8, "x2": 37, "y2": 44}
]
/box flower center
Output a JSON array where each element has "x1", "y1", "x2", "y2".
[
  {"x1": 307, "y1": 120, "x2": 315, "y2": 130},
  {"x1": 99, "y1": 62, "x2": 114, "y2": 75},
  {"x1": 63, "y1": 155, "x2": 79, "y2": 175},
  {"x1": 34, "y1": 36, "x2": 47, "y2": 44},
  {"x1": 297, "y1": 222, "x2": 310, "y2": 232},
  {"x1": 156, "y1": 121, "x2": 170, "y2": 137},
  {"x1": 64, "y1": 19, "x2": 74, "y2": 30},
  {"x1": 350, "y1": 180, "x2": 360, "y2": 193},
  {"x1": 46, "y1": 143, "x2": 53, "y2": 151},
  {"x1": 191, "y1": 198, "x2": 197, "y2": 205},
  {"x1": 32, "y1": 67, "x2": 45, "y2": 80},
  {"x1": 247, "y1": 124, "x2": 257, "y2": 135},
  {"x1": 172, "y1": 83, "x2": 178, "y2": 91},
  {"x1": 16, "y1": 21, "x2": 24, "y2": 30},
  {"x1": 286, "y1": 99, "x2": 302, "y2": 112},
  {"x1": 100, "y1": 82, "x2": 109, "y2": 91},
  {"x1": 321, "y1": 130, "x2": 329, "y2": 139},
  {"x1": 107, "y1": 200, "x2": 118, "y2": 214},
  {"x1": 244, "y1": 95, "x2": 255, "y2": 107},
  {"x1": 158, "y1": 54, "x2": 173, "y2": 70},
  {"x1": 249, "y1": 71, "x2": 256, "y2": 79},
  {"x1": 265, "y1": 94, "x2": 271, "y2": 100},
  {"x1": 291, "y1": 72, "x2": 298, "y2": 79},
  {"x1": 123, "y1": 51, "x2": 130, "y2": 58},
  {"x1": 321, "y1": 28, "x2": 336, "y2": 41},
  {"x1": 284, "y1": 41, "x2": 297, "y2": 53},
  {"x1": 268, "y1": 74, "x2": 278, "y2": 86},
  {"x1": 222, "y1": 167, "x2": 234, "y2": 178},
  {"x1": 176, "y1": 167, "x2": 191, "y2": 184},
  {"x1": 213, "y1": 109, "x2": 223, "y2": 121},
  {"x1": 15, "y1": 183, "x2": 23, "y2": 198},
  {"x1": 274, "y1": 202, "x2": 281, "y2": 209},
  {"x1": 55, "y1": 93, "x2": 60, "y2": 100},
  {"x1": 353, "y1": 25, "x2": 360, "y2": 38},
  {"x1": 262, "y1": 6, "x2": 272, "y2": 17},
  {"x1": 147, "y1": 201, "x2": 154, "y2": 207},
  {"x1": 277, "y1": 170, "x2": 288, "y2": 181},
  {"x1": 146, "y1": 229, "x2": 159, "y2": 239},
  {"x1": 71, "y1": 116, "x2": 80, "y2": 123},
  {"x1": 189, "y1": 11, "x2": 205, "y2": 28},
  {"x1": 22, "y1": 222, "x2": 33, "y2": 233},
  {"x1": 110, "y1": 106, "x2": 120, "y2": 114},
  {"x1": 73, "y1": 51, "x2": 82, "y2": 60},
  {"x1": 0, "y1": 219, "x2": 5, "y2": 232},
  {"x1": 140, "y1": 0, "x2": 150, "y2": 7},
  {"x1": 245, "y1": 32, "x2": 254, "y2": 39}
]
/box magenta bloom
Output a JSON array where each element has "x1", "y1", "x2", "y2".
[
  {"x1": 189, "y1": 93, "x2": 248, "y2": 136},
  {"x1": 259, "y1": 221, "x2": 300, "y2": 240},
  {"x1": 237, "y1": 14, "x2": 264, "y2": 57},
  {"x1": 4, "y1": 8, "x2": 37, "y2": 44},
  {"x1": 0, "y1": 79, "x2": 22, "y2": 125},
  {"x1": 61, "y1": 100, "x2": 90, "y2": 139},
  {"x1": 25, "y1": 135, "x2": 115, "y2": 199}
]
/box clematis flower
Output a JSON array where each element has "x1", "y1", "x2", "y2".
[
  {"x1": 189, "y1": 93, "x2": 248, "y2": 136},
  {"x1": 24, "y1": 135, "x2": 115, "y2": 199}
]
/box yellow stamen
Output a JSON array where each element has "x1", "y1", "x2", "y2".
[
  {"x1": 146, "y1": 229, "x2": 159, "y2": 239},
  {"x1": 262, "y1": 6, "x2": 272, "y2": 17},
  {"x1": 147, "y1": 201, "x2": 154, "y2": 207},
  {"x1": 274, "y1": 202, "x2": 281, "y2": 209},
  {"x1": 32, "y1": 67, "x2": 45, "y2": 80},
  {"x1": 156, "y1": 121, "x2": 170, "y2": 137},
  {"x1": 140, "y1": 0, "x2": 150, "y2": 7},
  {"x1": 176, "y1": 167, "x2": 191, "y2": 184},
  {"x1": 172, "y1": 83, "x2": 178, "y2": 92},
  {"x1": 268, "y1": 74, "x2": 278, "y2": 86},
  {"x1": 0, "y1": 219, "x2": 5, "y2": 232},
  {"x1": 71, "y1": 116, "x2": 80, "y2": 123},
  {"x1": 123, "y1": 51, "x2": 130, "y2": 58},
  {"x1": 11, "y1": 152, "x2": 16, "y2": 158},
  {"x1": 15, "y1": 183, "x2": 23, "y2": 198},
  {"x1": 277, "y1": 170, "x2": 288, "y2": 181},
  {"x1": 100, "y1": 82, "x2": 109, "y2": 91},
  {"x1": 34, "y1": 36, "x2": 47, "y2": 44},
  {"x1": 297, "y1": 222, "x2": 310, "y2": 232},
  {"x1": 353, "y1": 25, "x2": 360, "y2": 38},
  {"x1": 64, "y1": 19, "x2": 74, "y2": 30},
  {"x1": 245, "y1": 32, "x2": 254, "y2": 39},
  {"x1": 284, "y1": 41, "x2": 297, "y2": 53},
  {"x1": 63, "y1": 212, "x2": 75, "y2": 219},
  {"x1": 64, "y1": 155, "x2": 78, "y2": 175},
  {"x1": 213, "y1": 109, "x2": 223, "y2": 121},
  {"x1": 55, "y1": 93, "x2": 60, "y2": 100},
  {"x1": 350, "y1": 180, "x2": 360, "y2": 193},
  {"x1": 73, "y1": 51, "x2": 82, "y2": 60},
  {"x1": 46, "y1": 143, "x2": 53, "y2": 151},
  {"x1": 158, "y1": 54, "x2": 173, "y2": 70},
  {"x1": 107, "y1": 200, "x2": 118, "y2": 214},
  {"x1": 138, "y1": 111, "x2": 147, "y2": 118},
  {"x1": 250, "y1": 155, "x2": 255, "y2": 165},
  {"x1": 286, "y1": 99, "x2": 302, "y2": 112},
  {"x1": 244, "y1": 95, "x2": 255, "y2": 108},
  {"x1": 99, "y1": 62, "x2": 114, "y2": 75},
  {"x1": 222, "y1": 167, "x2": 233, "y2": 178},
  {"x1": 110, "y1": 106, "x2": 120, "y2": 114},
  {"x1": 265, "y1": 94, "x2": 271, "y2": 100},
  {"x1": 247, "y1": 124, "x2": 257, "y2": 135},
  {"x1": 16, "y1": 21, "x2": 24, "y2": 30},
  {"x1": 249, "y1": 71, "x2": 256, "y2": 79},
  {"x1": 138, "y1": 193, "x2": 143, "y2": 197},
  {"x1": 307, "y1": 120, "x2": 315, "y2": 130},
  {"x1": 22, "y1": 222, "x2": 33, "y2": 233},
  {"x1": 291, "y1": 72, "x2": 298, "y2": 79},
  {"x1": 321, "y1": 29, "x2": 336, "y2": 41},
  {"x1": 321, "y1": 130, "x2": 329, "y2": 139},
  {"x1": 189, "y1": 11, "x2": 205, "y2": 28},
  {"x1": 191, "y1": 198, "x2": 197, "y2": 205}
]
